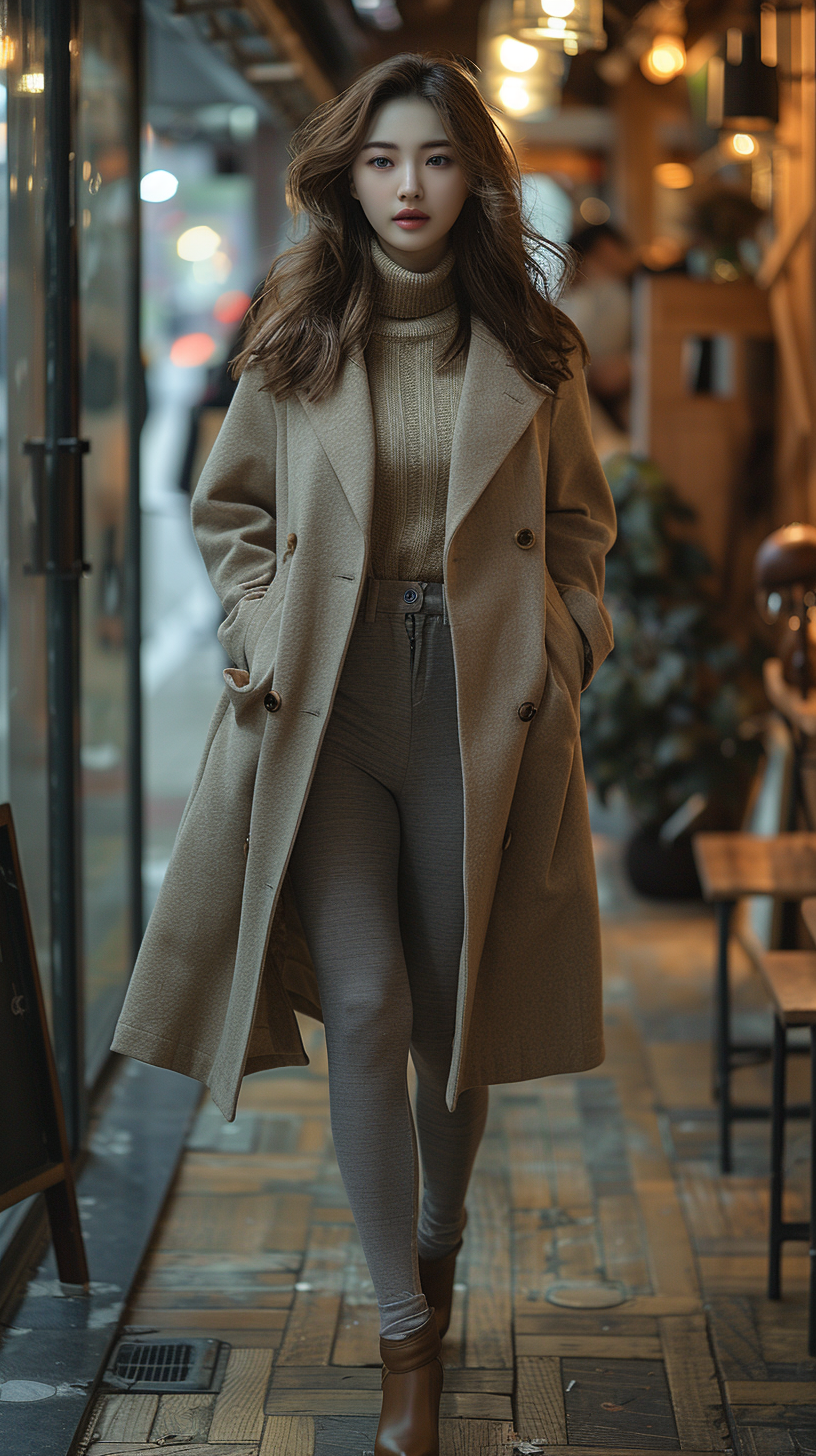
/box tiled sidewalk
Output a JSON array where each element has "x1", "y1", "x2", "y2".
[{"x1": 78, "y1": 873, "x2": 814, "y2": 1456}]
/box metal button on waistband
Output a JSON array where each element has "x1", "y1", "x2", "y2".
[
  {"x1": 264, "y1": 689, "x2": 282, "y2": 712},
  {"x1": 518, "y1": 701, "x2": 536, "y2": 722},
  {"x1": 515, "y1": 527, "x2": 536, "y2": 549},
  {"x1": 403, "y1": 587, "x2": 419, "y2": 605},
  {"x1": 243, "y1": 836, "x2": 250, "y2": 858}
]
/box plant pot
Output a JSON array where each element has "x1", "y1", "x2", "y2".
[{"x1": 624, "y1": 827, "x2": 702, "y2": 900}]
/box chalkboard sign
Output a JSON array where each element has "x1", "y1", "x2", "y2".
[{"x1": 0, "y1": 803, "x2": 88, "y2": 1285}]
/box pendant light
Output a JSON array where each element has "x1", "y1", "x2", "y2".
[
  {"x1": 707, "y1": 23, "x2": 778, "y2": 131},
  {"x1": 505, "y1": 0, "x2": 606, "y2": 56},
  {"x1": 479, "y1": 0, "x2": 567, "y2": 115}
]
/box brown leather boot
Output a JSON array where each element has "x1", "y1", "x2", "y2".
[
  {"x1": 375, "y1": 1310, "x2": 443, "y2": 1456},
  {"x1": 417, "y1": 1211, "x2": 467, "y2": 1340}
]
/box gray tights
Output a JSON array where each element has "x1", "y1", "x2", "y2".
[{"x1": 288, "y1": 588, "x2": 488, "y2": 1338}]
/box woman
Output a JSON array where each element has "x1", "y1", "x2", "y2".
[{"x1": 113, "y1": 53, "x2": 615, "y2": 1455}]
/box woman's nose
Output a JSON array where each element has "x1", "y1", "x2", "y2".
[{"x1": 397, "y1": 167, "x2": 422, "y2": 199}]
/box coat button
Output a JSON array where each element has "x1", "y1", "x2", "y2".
[
  {"x1": 518, "y1": 701, "x2": 536, "y2": 721},
  {"x1": 403, "y1": 587, "x2": 419, "y2": 605},
  {"x1": 264, "y1": 689, "x2": 282, "y2": 712},
  {"x1": 515, "y1": 527, "x2": 536, "y2": 549}
]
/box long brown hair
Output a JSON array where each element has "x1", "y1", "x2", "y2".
[{"x1": 234, "y1": 53, "x2": 585, "y2": 400}]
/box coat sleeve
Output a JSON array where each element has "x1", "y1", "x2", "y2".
[
  {"x1": 544, "y1": 355, "x2": 616, "y2": 689},
  {"x1": 190, "y1": 365, "x2": 278, "y2": 672}
]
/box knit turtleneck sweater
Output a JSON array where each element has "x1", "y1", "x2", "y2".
[{"x1": 366, "y1": 235, "x2": 467, "y2": 583}]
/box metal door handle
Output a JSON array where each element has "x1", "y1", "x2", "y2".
[{"x1": 21, "y1": 436, "x2": 91, "y2": 577}]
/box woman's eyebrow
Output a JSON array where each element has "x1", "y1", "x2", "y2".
[{"x1": 360, "y1": 140, "x2": 453, "y2": 150}]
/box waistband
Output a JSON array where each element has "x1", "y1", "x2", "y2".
[{"x1": 362, "y1": 577, "x2": 448, "y2": 623}]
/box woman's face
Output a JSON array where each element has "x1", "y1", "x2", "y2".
[{"x1": 350, "y1": 96, "x2": 469, "y2": 272}]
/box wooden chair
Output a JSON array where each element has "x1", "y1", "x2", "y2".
[
  {"x1": 753, "y1": 913, "x2": 816, "y2": 1357},
  {"x1": 692, "y1": 832, "x2": 816, "y2": 1172}
]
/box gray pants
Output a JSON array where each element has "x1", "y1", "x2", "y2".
[{"x1": 288, "y1": 579, "x2": 489, "y2": 1338}]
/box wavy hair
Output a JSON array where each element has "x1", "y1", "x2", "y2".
[{"x1": 233, "y1": 53, "x2": 585, "y2": 399}]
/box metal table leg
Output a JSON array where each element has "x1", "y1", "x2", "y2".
[
  {"x1": 809, "y1": 1025, "x2": 816, "y2": 1358},
  {"x1": 768, "y1": 1014, "x2": 787, "y2": 1301},
  {"x1": 715, "y1": 900, "x2": 736, "y2": 1173}
]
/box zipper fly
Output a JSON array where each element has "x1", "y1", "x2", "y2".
[{"x1": 404, "y1": 610, "x2": 416, "y2": 669}]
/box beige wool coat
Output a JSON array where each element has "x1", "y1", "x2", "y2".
[{"x1": 112, "y1": 319, "x2": 616, "y2": 1120}]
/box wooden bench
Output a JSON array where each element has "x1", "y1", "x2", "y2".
[
  {"x1": 692, "y1": 832, "x2": 816, "y2": 1172},
  {"x1": 754, "y1": 926, "x2": 816, "y2": 1358}
]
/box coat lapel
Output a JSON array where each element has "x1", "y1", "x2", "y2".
[
  {"x1": 297, "y1": 353, "x2": 376, "y2": 537},
  {"x1": 445, "y1": 320, "x2": 551, "y2": 554},
  {"x1": 298, "y1": 323, "x2": 550, "y2": 554}
]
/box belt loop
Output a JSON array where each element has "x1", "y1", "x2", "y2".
[
  {"x1": 364, "y1": 577, "x2": 379, "y2": 623},
  {"x1": 442, "y1": 583, "x2": 449, "y2": 626}
]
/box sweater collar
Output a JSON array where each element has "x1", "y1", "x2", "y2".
[{"x1": 370, "y1": 234, "x2": 457, "y2": 321}]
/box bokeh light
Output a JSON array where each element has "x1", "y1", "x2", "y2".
[
  {"x1": 498, "y1": 77, "x2": 531, "y2": 112},
  {"x1": 640, "y1": 36, "x2": 686, "y2": 83},
  {"x1": 140, "y1": 169, "x2": 179, "y2": 203},
  {"x1": 176, "y1": 225, "x2": 221, "y2": 262},
  {"x1": 499, "y1": 37, "x2": 539, "y2": 71},
  {"x1": 654, "y1": 162, "x2": 694, "y2": 189},
  {"x1": 579, "y1": 197, "x2": 611, "y2": 224},
  {"x1": 170, "y1": 332, "x2": 216, "y2": 367},
  {"x1": 213, "y1": 290, "x2": 251, "y2": 325}
]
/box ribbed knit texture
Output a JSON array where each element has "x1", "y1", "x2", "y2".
[{"x1": 366, "y1": 236, "x2": 467, "y2": 583}]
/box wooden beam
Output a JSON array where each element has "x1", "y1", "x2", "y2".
[
  {"x1": 756, "y1": 202, "x2": 815, "y2": 289},
  {"x1": 241, "y1": 0, "x2": 335, "y2": 104},
  {"x1": 769, "y1": 276, "x2": 813, "y2": 440}
]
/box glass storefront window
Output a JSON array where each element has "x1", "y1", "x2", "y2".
[
  {"x1": 77, "y1": 0, "x2": 138, "y2": 1081},
  {"x1": 2, "y1": 0, "x2": 49, "y2": 1019}
]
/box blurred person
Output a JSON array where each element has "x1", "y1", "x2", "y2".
[
  {"x1": 112, "y1": 54, "x2": 615, "y2": 1454},
  {"x1": 560, "y1": 221, "x2": 637, "y2": 451}
]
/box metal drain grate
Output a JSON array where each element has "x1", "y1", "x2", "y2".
[{"x1": 105, "y1": 1338, "x2": 222, "y2": 1392}]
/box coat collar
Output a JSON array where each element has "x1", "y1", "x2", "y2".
[{"x1": 297, "y1": 318, "x2": 550, "y2": 554}]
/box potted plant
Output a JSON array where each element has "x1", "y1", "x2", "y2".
[{"x1": 581, "y1": 453, "x2": 765, "y2": 898}]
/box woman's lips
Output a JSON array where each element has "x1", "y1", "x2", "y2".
[{"x1": 393, "y1": 212, "x2": 429, "y2": 230}]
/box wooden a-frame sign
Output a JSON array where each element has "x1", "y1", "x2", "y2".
[{"x1": 0, "y1": 802, "x2": 88, "y2": 1286}]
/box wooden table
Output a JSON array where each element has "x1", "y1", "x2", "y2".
[{"x1": 692, "y1": 831, "x2": 816, "y2": 1172}]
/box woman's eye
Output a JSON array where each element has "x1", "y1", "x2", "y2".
[
  {"x1": 427, "y1": 155, "x2": 452, "y2": 167},
  {"x1": 369, "y1": 156, "x2": 392, "y2": 169}
]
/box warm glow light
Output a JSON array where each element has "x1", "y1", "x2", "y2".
[
  {"x1": 580, "y1": 197, "x2": 611, "y2": 224},
  {"x1": 498, "y1": 76, "x2": 531, "y2": 111},
  {"x1": 640, "y1": 35, "x2": 686, "y2": 83},
  {"x1": 732, "y1": 131, "x2": 757, "y2": 155},
  {"x1": 176, "y1": 225, "x2": 221, "y2": 262},
  {"x1": 214, "y1": 290, "x2": 252, "y2": 325},
  {"x1": 0, "y1": 35, "x2": 16, "y2": 66},
  {"x1": 18, "y1": 71, "x2": 44, "y2": 93},
  {"x1": 141, "y1": 169, "x2": 179, "y2": 203},
  {"x1": 499, "y1": 36, "x2": 539, "y2": 71},
  {"x1": 654, "y1": 161, "x2": 694, "y2": 188},
  {"x1": 546, "y1": 17, "x2": 567, "y2": 31},
  {"x1": 540, "y1": 0, "x2": 575, "y2": 16},
  {"x1": 170, "y1": 332, "x2": 216, "y2": 368}
]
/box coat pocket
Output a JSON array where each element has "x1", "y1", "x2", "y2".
[{"x1": 545, "y1": 574, "x2": 585, "y2": 712}]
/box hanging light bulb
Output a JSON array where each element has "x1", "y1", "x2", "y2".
[
  {"x1": 730, "y1": 131, "x2": 758, "y2": 156},
  {"x1": 498, "y1": 76, "x2": 532, "y2": 111},
  {"x1": 493, "y1": 0, "x2": 605, "y2": 55},
  {"x1": 498, "y1": 36, "x2": 539, "y2": 70},
  {"x1": 640, "y1": 33, "x2": 687, "y2": 82}
]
